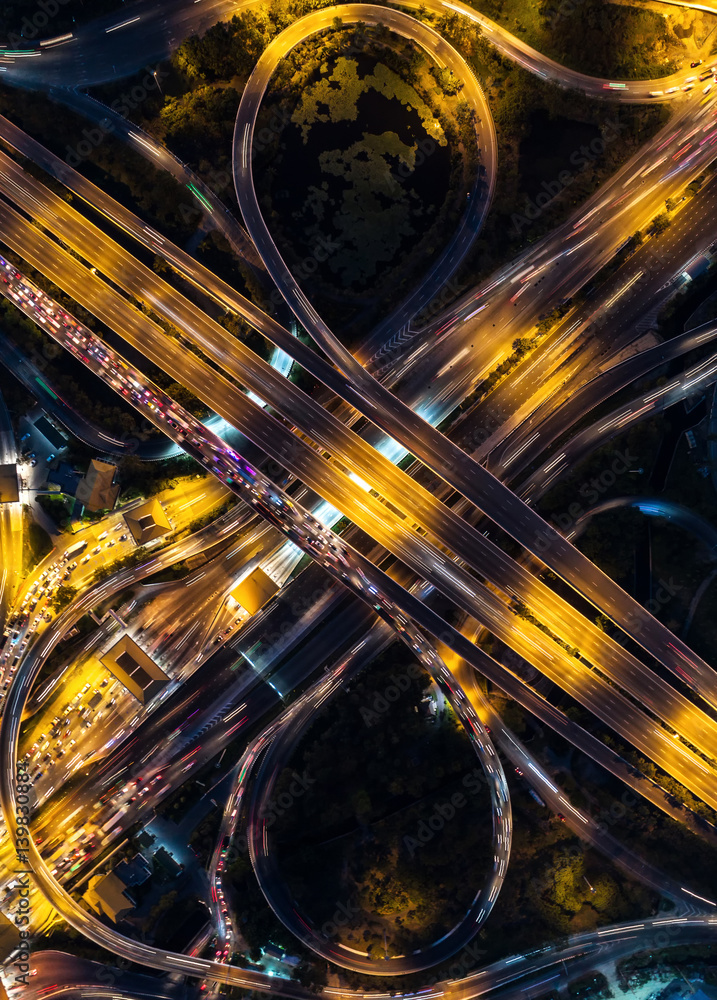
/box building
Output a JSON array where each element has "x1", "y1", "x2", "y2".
[
  {"x1": 230, "y1": 567, "x2": 279, "y2": 615},
  {"x1": 114, "y1": 853, "x2": 152, "y2": 888},
  {"x1": 34, "y1": 415, "x2": 67, "y2": 451},
  {"x1": 136, "y1": 829, "x2": 155, "y2": 851},
  {"x1": 75, "y1": 459, "x2": 119, "y2": 512},
  {"x1": 154, "y1": 846, "x2": 183, "y2": 879},
  {"x1": 83, "y1": 872, "x2": 134, "y2": 923},
  {"x1": 0, "y1": 464, "x2": 18, "y2": 503},
  {"x1": 124, "y1": 498, "x2": 171, "y2": 545},
  {"x1": 48, "y1": 461, "x2": 81, "y2": 497},
  {"x1": 679, "y1": 253, "x2": 711, "y2": 285},
  {"x1": 101, "y1": 634, "x2": 169, "y2": 703},
  {"x1": 263, "y1": 945, "x2": 300, "y2": 968}
]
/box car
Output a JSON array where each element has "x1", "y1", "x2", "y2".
[{"x1": 691, "y1": 59, "x2": 703, "y2": 67}]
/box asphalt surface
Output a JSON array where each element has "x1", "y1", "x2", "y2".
[{"x1": 1, "y1": 0, "x2": 717, "y2": 994}]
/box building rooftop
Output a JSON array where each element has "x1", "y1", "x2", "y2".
[
  {"x1": 114, "y1": 853, "x2": 152, "y2": 887},
  {"x1": 230, "y1": 567, "x2": 279, "y2": 615},
  {"x1": 34, "y1": 415, "x2": 67, "y2": 450},
  {"x1": 0, "y1": 911, "x2": 20, "y2": 962},
  {"x1": 83, "y1": 872, "x2": 133, "y2": 923},
  {"x1": 0, "y1": 464, "x2": 18, "y2": 504},
  {"x1": 154, "y1": 846, "x2": 183, "y2": 878},
  {"x1": 101, "y1": 634, "x2": 169, "y2": 704},
  {"x1": 124, "y1": 497, "x2": 171, "y2": 545},
  {"x1": 75, "y1": 459, "x2": 119, "y2": 512}
]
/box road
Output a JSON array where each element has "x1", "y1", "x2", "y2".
[
  {"x1": 1, "y1": 251, "x2": 709, "y2": 990},
  {"x1": 3, "y1": 125, "x2": 717, "y2": 813},
  {"x1": 0, "y1": 334, "x2": 181, "y2": 460},
  {"x1": 0, "y1": 0, "x2": 716, "y2": 992},
  {"x1": 0, "y1": 381, "x2": 21, "y2": 634},
  {"x1": 233, "y1": 10, "x2": 717, "y2": 710},
  {"x1": 5, "y1": 230, "x2": 717, "y2": 816},
  {"x1": 517, "y1": 341, "x2": 717, "y2": 503},
  {"x1": 242, "y1": 612, "x2": 509, "y2": 974}
]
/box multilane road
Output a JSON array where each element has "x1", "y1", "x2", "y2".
[
  {"x1": 233, "y1": 8, "x2": 717, "y2": 710},
  {"x1": 4, "y1": 207, "x2": 717, "y2": 817}
]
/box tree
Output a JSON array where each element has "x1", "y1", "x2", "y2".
[
  {"x1": 648, "y1": 212, "x2": 670, "y2": 237},
  {"x1": 51, "y1": 584, "x2": 77, "y2": 613}
]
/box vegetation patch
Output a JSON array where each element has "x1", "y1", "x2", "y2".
[
  {"x1": 269, "y1": 643, "x2": 493, "y2": 957},
  {"x1": 254, "y1": 24, "x2": 475, "y2": 335}
]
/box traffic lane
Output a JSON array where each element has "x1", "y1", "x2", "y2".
[
  {"x1": 4, "y1": 212, "x2": 717, "y2": 811},
  {"x1": 4, "y1": 105, "x2": 712, "y2": 736},
  {"x1": 7, "y1": 193, "x2": 715, "y2": 779},
  {"x1": 235, "y1": 23, "x2": 717, "y2": 707},
  {"x1": 482, "y1": 177, "x2": 717, "y2": 474}
]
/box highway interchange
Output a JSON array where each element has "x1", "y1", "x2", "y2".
[{"x1": 1, "y1": 0, "x2": 717, "y2": 996}]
